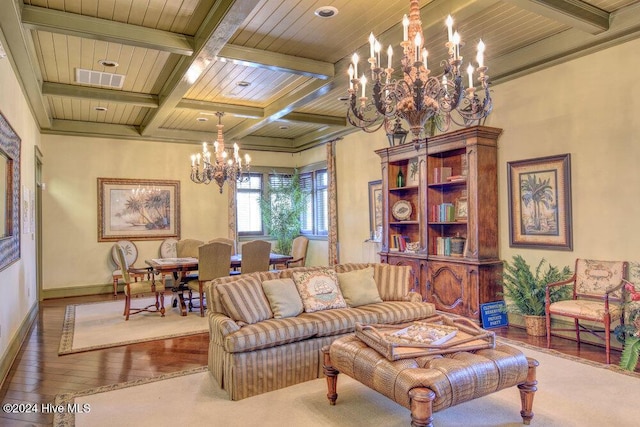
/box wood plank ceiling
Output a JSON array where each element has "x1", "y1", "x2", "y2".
[{"x1": 0, "y1": 0, "x2": 638, "y2": 152}]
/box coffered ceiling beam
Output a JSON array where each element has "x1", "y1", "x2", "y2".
[
  {"x1": 44, "y1": 119, "x2": 142, "y2": 138},
  {"x1": 504, "y1": 0, "x2": 609, "y2": 34},
  {"x1": 0, "y1": 1, "x2": 51, "y2": 128},
  {"x1": 176, "y1": 99, "x2": 263, "y2": 118},
  {"x1": 226, "y1": 78, "x2": 337, "y2": 139},
  {"x1": 21, "y1": 5, "x2": 194, "y2": 56},
  {"x1": 293, "y1": 127, "x2": 355, "y2": 152},
  {"x1": 279, "y1": 112, "x2": 345, "y2": 127},
  {"x1": 140, "y1": 0, "x2": 261, "y2": 137},
  {"x1": 217, "y1": 44, "x2": 334, "y2": 80},
  {"x1": 42, "y1": 82, "x2": 158, "y2": 108},
  {"x1": 489, "y1": 2, "x2": 639, "y2": 84}
]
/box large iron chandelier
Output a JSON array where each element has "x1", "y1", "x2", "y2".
[
  {"x1": 347, "y1": 0, "x2": 492, "y2": 143},
  {"x1": 190, "y1": 112, "x2": 251, "y2": 193}
]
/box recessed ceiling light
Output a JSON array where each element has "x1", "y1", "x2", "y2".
[
  {"x1": 338, "y1": 96, "x2": 349, "y2": 102},
  {"x1": 279, "y1": 125, "x2": 289, "y2": 130},
  {"x1": 196, "y1": 117, "x2": 208, "y2": 122},
  {"x1": 236, "y1": 81, "x2": 251, "y2": 87},
  {"x1": 315, "y1": 6, "x2": 338, "y2": 18},
  {"x1": 98, "y1": 59, "x2": 119, "y2": 67},
  {"x1": 94, "y1": 106, "x2": 108, "y2": 112}
]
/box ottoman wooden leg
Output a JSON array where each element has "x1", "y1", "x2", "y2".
[
  {"x1": 322, "y1": 346, "x2": 339, "y2": 405},
  {"x1": 409, "y1": 387, "x2": 436, "y2": 427},
  {"x1": 518, "y1": 358, "x2": 539, "y2": 425}
]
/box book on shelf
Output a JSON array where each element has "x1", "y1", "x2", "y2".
[
  {"x1": 433, "y1": 167, "x2": 452, "y2": 183},
  {"x1": 390, "y1": 234, "x2": 411, "y2": 252},
  {"x1": 431, "y1": 203, "x2": 455, "y2": 222},
  {"x1": 435, "y1": 236, "x2": 452, "y2": 256},
  {"x1": 446, "y1": 175, "x2": 465, "y2": 182}
]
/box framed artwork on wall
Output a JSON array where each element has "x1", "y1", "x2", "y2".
[
  {"x1": 406, "y1": 157, "x2": 419, "y2": 186},
  {"x1": 507, "y1": 153, "x2": 573, "y2": 250},
  {"x1": 368, "y1": 180, "x2": 383, "y2": 240},
  {"x1": 98, "y1": 178, "x2": 181, "y2": 242},
  {"x1": 0, "y1": 111, "x2": 21, "y2": 271}
]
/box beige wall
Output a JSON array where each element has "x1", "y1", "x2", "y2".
[
  {"x1": 334, "y1": 37, "x2": 640, "y2": 273},
  {"x1": 0, "y1": 53, "x2": 40, "y2": 361},
  {"x1": 41, "y1": 136, "x2": 319, "y2": 291},
  {"x1": 493, "y1": 37, "x2": 640, "y2": 270}
]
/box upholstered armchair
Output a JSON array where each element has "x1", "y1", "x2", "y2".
[
  {"x1": 286, "y1": 236, "x2": 309, "y2": 268},
  {"x1": 111, "y1": 240, "x2": 147, "y2": 296},
  {"x1": 186, "y1": 241, "x2": 233, "y2": 316},
  {"x1": 545, "y1": 259, "x2": 628, "y2": 364},
  {"x1": 113, "y1": 244, "x2": 165, "y2": 320}
]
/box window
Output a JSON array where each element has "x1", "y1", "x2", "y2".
[
  {"x1": 300, "y1": 168, "x2": 328, "y2": 236},
  {"x1": 236, "y1": 173, "x2": 263, "y2": 235},
  {"x1": 236, "y1": 165, "x2": 328, "y2": 238}
]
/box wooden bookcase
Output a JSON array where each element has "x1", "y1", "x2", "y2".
[{"x1": 376, "y1": 126, "x2": 503, "y2": 321}]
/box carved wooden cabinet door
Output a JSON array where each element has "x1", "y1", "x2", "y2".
[{"x1": 426, "y1": 261, "x2": 469, "y2": 316}]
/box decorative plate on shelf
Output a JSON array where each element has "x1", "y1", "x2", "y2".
[{"x1": 392, "y1": 200, "x2": 412, "y2": 221}]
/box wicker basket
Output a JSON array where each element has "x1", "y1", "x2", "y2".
[{"x1": 523, "y1": 315, "x2": 546, "y2": 336}]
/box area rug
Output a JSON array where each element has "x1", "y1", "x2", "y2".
[
  {"x1": 58, "y1": 296, "x2": 208, "y2": 355},
  {"x1": 54, "y1": 342, "x2": 640, "y2": 426}
]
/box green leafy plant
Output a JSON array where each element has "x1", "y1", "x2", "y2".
[
  {"x1": 617, "y1": 308, "x2": 640, "y2": 371},
  {"x1": 613, "y1": 262, "x2": 640, "y2": 371},
  {"x1": 500, "y1": 255, "x2": 572, "y2": 316},
  {"x1": 260, "y1": 169, "x2": 309, "y2": 255}
]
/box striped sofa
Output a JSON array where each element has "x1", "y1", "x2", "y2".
[{"x1": 205, "y1": 263, "x2": 437, "y2": 400}]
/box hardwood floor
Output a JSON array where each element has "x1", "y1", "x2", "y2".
[{"x1": 0, "y1": 293, "x2": 632, "y2": 426}]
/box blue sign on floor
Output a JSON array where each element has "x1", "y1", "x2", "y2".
[{"x1": 480, "y1": 301, "x2": 508, "y2": 329}]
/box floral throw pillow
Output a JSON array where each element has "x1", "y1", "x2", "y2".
[{"x1": 292, "y1": 268, "x2": 347, "y2": 313}]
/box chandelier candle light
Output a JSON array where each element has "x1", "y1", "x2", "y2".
[
  {"x1": 190, "y1": 112, "x2": 251, "y2": 193},
  {"x1": 347, "y1": 0, "x2": 492, "y2": 144}
]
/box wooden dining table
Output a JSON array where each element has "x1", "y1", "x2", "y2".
[{"x1": 145, "y1": 253, "x2": 293, "y2": 316}]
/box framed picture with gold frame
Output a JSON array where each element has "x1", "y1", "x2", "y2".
[
  {"x1": 454, "y1": 197, "x2": 468, "y2": 221},
  {"x1": 507, "y1": 154, "x2": 572, "y2": 250},
  {"x1": 368, "y1": 180, "x2": 383, "y2": 239},
  {"x1": 98, "y1": 178, "x2": 181, "y2": 242}
]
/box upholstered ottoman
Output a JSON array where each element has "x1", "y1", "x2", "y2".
[{"x1": 322, "y1": 334, "x2": 538, "y2": 427}]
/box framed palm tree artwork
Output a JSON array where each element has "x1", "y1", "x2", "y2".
[
  {"x1": 507, "y1": 154, "x2": 572, "y2": 250},
  {"x1": 98, "y1": 178, "x2": 180, "y2": 242}
]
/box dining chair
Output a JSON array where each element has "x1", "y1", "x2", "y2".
[
  {"x1": 158, "y1": 237, "x2": 179, "y2": 286},
  {"x1": 286, "y1": 236, "x2": 309, "y2": 268},
  {"x1": 111, "y1": 240, "x2": 147, "y2": 296},
  {"x1": 113, "y1": 244, "x2": 165, "y2": 320},
  {"x1": 209, "y1": 237, "x2": 237, "y2": 254},
  {"x1": 239, "y1": 240, "x2": 271, "y2": 274},
  {"x1": 186, "y1": 241, "x2": 233, "y2": 316},
  {"x1": 209, "y1": 237, "x2": 237, "y2": 274},
  {"x1": 545, "y1": 259, "x2": 628, "y2": 364}
]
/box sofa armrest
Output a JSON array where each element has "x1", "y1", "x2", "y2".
[
  {"x1": 208, "y1": 312, "x2": 241, "y2": 346},
  {"x1": 405, "y1": 291, "x2": 423, "y2": 303}
]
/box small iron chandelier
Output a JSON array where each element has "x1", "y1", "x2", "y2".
[
  {"x1": 347, "y1": 0, "x2": 493, "y2": 143},
  {"x1": 190, "y1": 112, "x2": 251, "y2": 193}
]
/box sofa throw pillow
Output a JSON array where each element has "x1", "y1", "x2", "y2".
[
  {"x1": 217, "y1": 276, "x2": 273, "y2": 325},
  {"x1": 262, "y1": 278, "x2": 304, "y2": 318},
  {"x1": 337, "y1": 267, "x2": 383, "y2": 307},
  {"x1": 292, "y1": 268, "x2": 347, "y2": 313}
]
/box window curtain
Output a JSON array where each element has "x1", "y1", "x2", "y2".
[
  {"x1": 327, "y1": 139, "x2": 340, "y2": 266},
  {"x1": 228, "y1": 179, "x2": 238, "y2": 244}
]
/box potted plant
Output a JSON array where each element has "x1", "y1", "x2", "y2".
[
  {"x1": 500, "y1": 255, "x2": 572, "y2": 336},
  {"x1": 260, "y1": 169, "x2": 308, "y2": 255}
]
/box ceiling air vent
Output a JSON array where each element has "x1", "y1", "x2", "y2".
[{"x1": 75, "y1": 68, "x2": 125, "y2": 89}]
